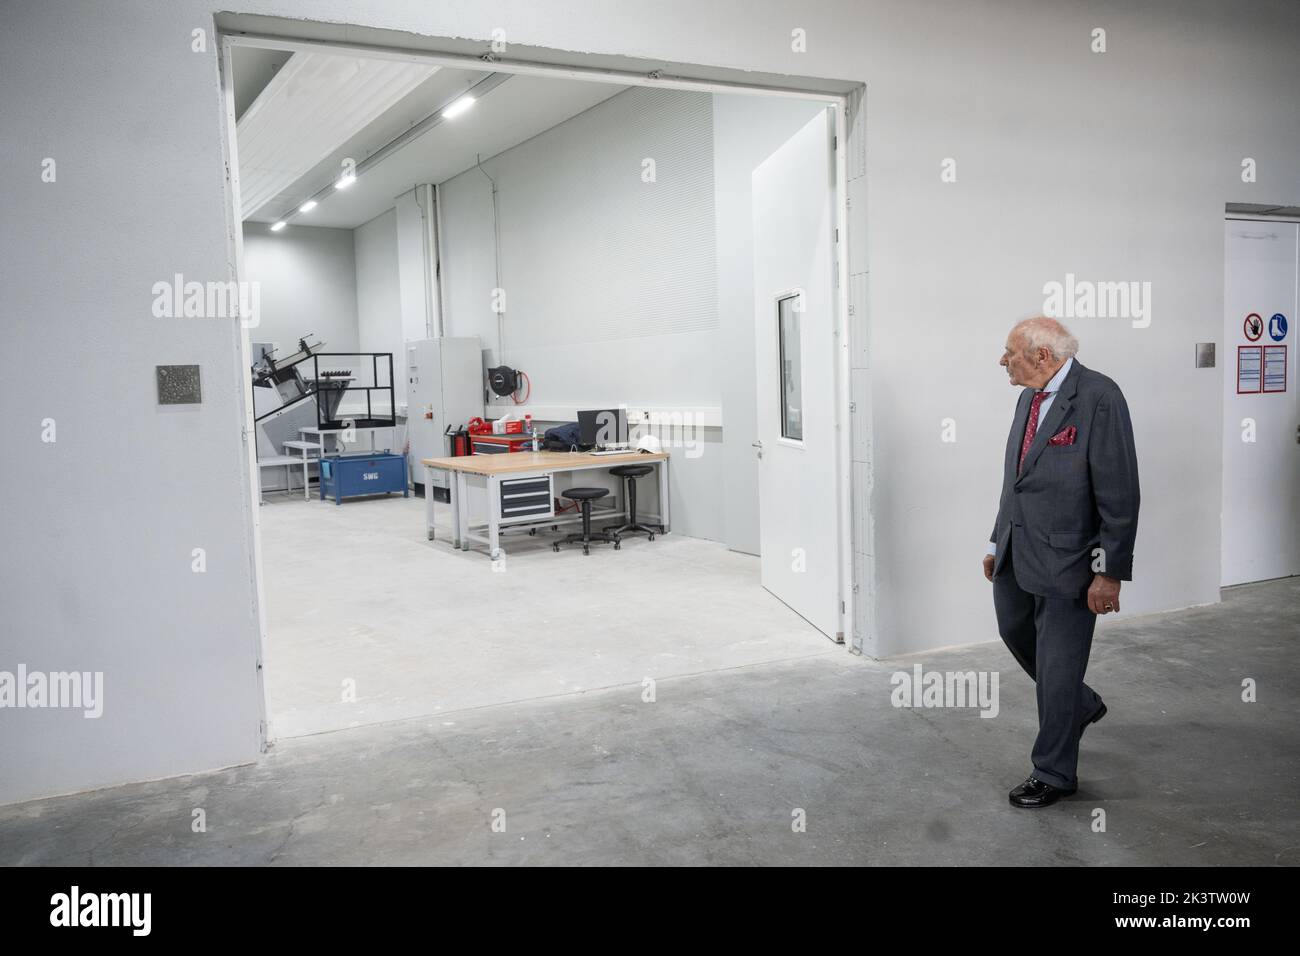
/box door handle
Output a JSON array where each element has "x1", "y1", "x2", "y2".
[{"x1": 752, "y1": 440, "x2": 763, "y2": 459}]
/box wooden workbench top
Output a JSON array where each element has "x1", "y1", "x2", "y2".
[{"x1": 421, "y1": 450, "x2": 668, "y2": 475}]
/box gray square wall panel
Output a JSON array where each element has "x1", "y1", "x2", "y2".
[{"x1": 156, "y1": 365, "x2": 202, "y2": 405}]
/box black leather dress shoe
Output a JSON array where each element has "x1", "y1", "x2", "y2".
[
  {"x1": 1080, "y1": 702, "x2": 1108, "y2": 739},
  {"x1": 1009, "y1": 776, "x2": 1077, "y2": 808}
]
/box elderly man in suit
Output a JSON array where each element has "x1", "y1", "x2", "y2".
[{"x1": 984, "y1": 316, "x2": 1140, "y2": 808}]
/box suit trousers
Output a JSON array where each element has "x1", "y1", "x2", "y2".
[{"x1": 993, "y1": 536, "x2": 1105, "y2": 790}]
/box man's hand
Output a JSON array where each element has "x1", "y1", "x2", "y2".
[
  {"x1": 983, "y1": 554, "x2": 995, "y2": 582},
  {"x1": 1087, "y1": 574, "x2": 1121, "y2": 615}
]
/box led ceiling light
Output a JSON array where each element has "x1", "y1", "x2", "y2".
[
  {"x1": 441, "y1": 95, "x2": 476, "y2": 120},
  {"x1": 270, "y1": 220, "x2": 287, "y2": 232},
  {"x1": 335, "y1": 173, "x2": 356, "y2": 189},
  {"x1": 298, "y1": 199, "x2": 318, "y2": 213}
]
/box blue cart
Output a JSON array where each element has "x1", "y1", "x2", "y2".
[{"x1": 319, "y1": 452, "x2": 409, "y2": 505}]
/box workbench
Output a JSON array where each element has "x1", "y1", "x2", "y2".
[{"x1": 421, "y1": 450, "x2": 671, "y2": 559}]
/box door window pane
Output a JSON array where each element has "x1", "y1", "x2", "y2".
[{"x1": 778, "y1": 295, "x2": 803, "y2": 441}]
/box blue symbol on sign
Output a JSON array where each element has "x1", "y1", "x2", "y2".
[{"x1": 1269, "y1": 313, "x2": 1288, "y2": 341}]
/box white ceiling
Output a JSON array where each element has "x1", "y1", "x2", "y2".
[
  {"x1": 235, "y1": 49, "x2": 626, "y2": 230},
  {"x1": 237, "y1": 52, "x2": 438, "y2": 220},
  {"x1": 232, "y1": 46, "x2": 292, "y2": 119}
]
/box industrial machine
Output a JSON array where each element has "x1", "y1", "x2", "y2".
[
  {"x1": 251, "y1": 336, "x2": 398, "y2": 494},
  {"x1": 253, "y1": 337, "x2": 396, "y2": 430},
  {"x1": 252, "y1": 336, "x2": 349, "y2": 424}
]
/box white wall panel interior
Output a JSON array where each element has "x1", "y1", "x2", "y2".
[
  {"x1": 355, "y1": 209, "x2": 404, "y2": 405},
  {"x1": 395, "y1": 188, "x2": 434, "y2": 345},
  {"x1": 241, "y1": 221, "x2": 359, "y2": 355},
  {"x1": 440, "y1": 86, "x2": 718, "y2": 357},
  {"x1": 438, "y1": 166, "x2": 497, "y2": 352}
]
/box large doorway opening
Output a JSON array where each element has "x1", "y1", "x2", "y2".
[{"x1": 216, "y1": 19, "x2": 866, "y2": 743}]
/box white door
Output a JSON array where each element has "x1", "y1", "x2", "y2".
[
  {"x1": 1221, "y1": 218, "x2": 1300, "y2": 585},
  {"x1": 751, "y1": 109, "x2": 841, "y2": 639}
]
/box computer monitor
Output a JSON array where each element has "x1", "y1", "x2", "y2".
[{"x1": 578, "y1": 408, "x2": 628, "y2": 448}]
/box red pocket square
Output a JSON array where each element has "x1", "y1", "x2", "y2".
[{"x1": 1047, "y1": 426, "x2": 1076, "y2": 446}]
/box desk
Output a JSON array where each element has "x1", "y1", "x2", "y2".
[
  {"x1": 281, "y1": 440, "x2": 322, "y2": 501},
  {"x1": 299, "y1": 424, "x2": 397, "y2": 456},
  {"x1": 256, "y1": 455, "x2": 301, "y2": 503},
  {"x1": 421, "y1": 450, "x2": 671, "y2": 559}
]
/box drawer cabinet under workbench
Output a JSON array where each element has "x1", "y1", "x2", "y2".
[{"x1": 499, "y1": 475, "x2": 553, "y2": 523}]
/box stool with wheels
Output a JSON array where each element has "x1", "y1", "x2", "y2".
[
  {"x1": 605, "y1": 464, "x2": 664, "y2": 541},
  {"x1": 554, "y1": 487, "x2": 620, "y2": 555}
]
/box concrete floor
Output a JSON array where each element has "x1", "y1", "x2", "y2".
[
  {"x1": 258, "y1": 493, "x2": 835, "y2": 738},
  {"x1": 2, "y1": 576, "x2": 1295, "y2": 866}
]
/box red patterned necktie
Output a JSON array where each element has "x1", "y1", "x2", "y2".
[{"x1": 1018, "y1": 390, "x2": 1051, "y2": 474}]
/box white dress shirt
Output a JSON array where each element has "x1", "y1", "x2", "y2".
[{"x1": 987, "y1": 357, "x2": 1074, "y2": 558}]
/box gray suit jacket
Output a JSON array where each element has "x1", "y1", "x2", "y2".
[{"x1": 991, "y1": 359, "x2": 1140, "y2": 597}]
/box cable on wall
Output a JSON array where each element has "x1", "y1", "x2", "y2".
[
  {"x1": 511, "y1": 371, "x2": 531, "y2": 404},
  {"x1": 476, "y1": 153, "x2": 505, "y2": 363}
]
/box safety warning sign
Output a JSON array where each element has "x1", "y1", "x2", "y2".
[
  {"x1": 1237, "y1": 346, "x2": 1262, "y2": 394},
  {"x1": 1244, "y1": 313, "x2": 1263, "y2": 342},
  {"x1": 1268, "y1": 313, "x2": 1288, "y2": 342},
  {"x1": 1263, "y1": 345, "x2": 1287, "y2": 393}
]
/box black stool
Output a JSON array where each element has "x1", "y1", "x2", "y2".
[
  {"x1": 554, "y1": 487, "x2": 620, "y2": 555},
  {"x1": 605, "y1": 464, "x2": 663, "y2": 541}
]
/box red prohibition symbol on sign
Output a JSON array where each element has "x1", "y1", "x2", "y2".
[{"x1": 1244, "y1": 313, "x2": 1264, "y2": 341}]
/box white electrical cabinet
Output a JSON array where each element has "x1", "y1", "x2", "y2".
[{"x1": 406, "y1": 337, "x2": 483, "y2": 493}]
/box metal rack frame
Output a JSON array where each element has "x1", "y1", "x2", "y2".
[{"x1": 310, "y1": 352, "x2": 396, "y2": 430}]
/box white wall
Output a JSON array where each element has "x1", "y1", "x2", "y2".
[
  {"x1": 393, "y1": 186, "x2": 440, "y2": 349},
  {"x1": 438, "y1": 85, "x2": 726, "y2": 540},
  {"x1": 2, "y1": 0, "x2": 1297, "y2": 804},
  {"x1": 848, "y1": 3, "x2": 1300, "y2": 656},
  {"x1": 440, "y1": 86, "x2": 719, "y2": 406},
  {"x1": 712, "y1": 93, "x2": 829, "y2": 555},
  {"x1": 354, "y1": 208, "x2": 404, "y2": 405},
  {"x1": 241, "y1": 221, "x2": 358, "y2": 355}
]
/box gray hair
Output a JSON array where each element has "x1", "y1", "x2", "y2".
[{"x1": 1015, "y1": 316, "x2": 1079, "y2": 360}]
